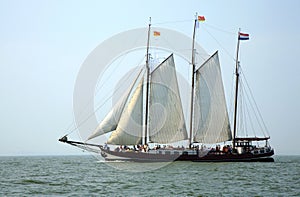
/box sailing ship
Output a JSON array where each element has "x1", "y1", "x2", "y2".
[{"x1": 59, "y1": 17, "x2": 274, "y2": 162}]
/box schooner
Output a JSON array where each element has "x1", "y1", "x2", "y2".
[{"x1": 59, "y1": 16, "x2": 274, "y2": 162}]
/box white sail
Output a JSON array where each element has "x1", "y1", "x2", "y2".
[
  {"x1": 193, "y1": 51, "x2": 232, "y2": 143},
  {"x1": 149, "y1": 54, "x2": 188, "y2": 143},
  {"x1": 107, "y1": 74, "x2": 144, "y2": 145},
  {"x1": 87, "y1": 69, "x2": 144, "y2": 141}
]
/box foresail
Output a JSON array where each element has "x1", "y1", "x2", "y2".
[
  {"x1": 193, "y1": 51, "x2": 232, "y2": 143},
  {"x1": 86, "y1": 69, "x2": 144, "y2": 141},
  {"x1": 149, "y1": 54, "x2": 188, "y2": 143},
  {"x1": 107, "y1": 74, "x2": 144, "y2": 145}
]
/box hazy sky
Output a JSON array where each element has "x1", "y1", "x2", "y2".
[{"x1": 1, "y1": 0, "x2": 299, "y2": 156}]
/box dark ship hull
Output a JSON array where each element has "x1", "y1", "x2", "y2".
[
  {"x1": 59, "y1": 136, "x2": 274, "y2": 163},
  {"x1": 100, "y1": 146, "x2": 274, "y2": 162}
]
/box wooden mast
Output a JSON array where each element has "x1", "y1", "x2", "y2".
[
  {"x1": 233, "y1": 29, "x2": 241, "y2": 149},
  {"x1": 188, "y1": 17, "x2": 197, "y2": 148},
  {"x1": 144, "y1": 17, "x2": 151, "y2": 145}
]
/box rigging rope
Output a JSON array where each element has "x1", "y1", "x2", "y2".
[
  {"x1": 237, "y1": 77, "x2": 245, "y2": 136},
  {"x1": 62, "y1": 61, "x2": 124, "y2": 136},
  {"x1": 204, "y1": 23, "x2": 236, "y2": 35},
  {"x1": 63, "y1": 58, "x2": 145, "y2": 136},
  {"x1": 152, "y1": 19, "x2": 192, "y2": 25},
  {"x1": 62, "y1": 30, "x2": 150, "y2": 136},
  {"x1": 202, "y1": 26, "x2": 236, "y2": 62},
  {"x1": 69, "y1": 65, "x2": 145, "y2": 135},
  {"x1": 239, "y1": 67, "x2": 270, "y2": 137}
]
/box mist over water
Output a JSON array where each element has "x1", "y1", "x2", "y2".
[{"x1": 1, "y1": 155, "x2": 299, "y2": 196}]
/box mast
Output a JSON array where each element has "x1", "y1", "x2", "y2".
[
  {"x1": 188, "y1": 17, "x2": 197, "y2": 148},
  {"x1": 233, "y1": 29, "x2": 241, "y2": 149},
  {"x1": 144, "y1": 17, "x2": 151, "y2": 145}
]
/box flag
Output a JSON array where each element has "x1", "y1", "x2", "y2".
[
  {"x1": 198, "y1": 16, "x2": 205, "y2": 22},
  {"x1": 239, "y1": 32, "x2": 249, "y2": 40},
  {"x1": 153, "y1": 31, "x2": 160, "y2": 36}
]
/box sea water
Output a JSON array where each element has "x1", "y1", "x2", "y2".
[{"x1": 0, "y1": 155, "x2": 299, "y2": 196}]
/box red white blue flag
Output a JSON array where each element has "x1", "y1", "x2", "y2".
[{"x1": 239, "y1": 32, "x2": 249, "y2": 40}]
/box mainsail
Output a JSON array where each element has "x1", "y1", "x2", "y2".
[
  {"x1": 193, "y1": 51, "x2": 232, "y2": 143},
  {"x1": 149, "y1": 54, "x2": 188, "y2": 143}
]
